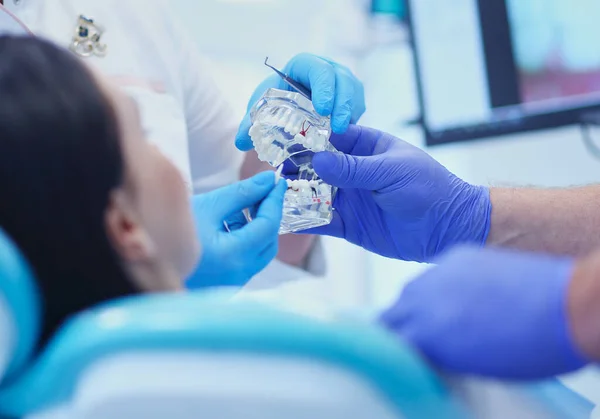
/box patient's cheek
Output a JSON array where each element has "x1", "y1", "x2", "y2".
[
  {"x1": 157, "y1": 155, "x2": 199, "y2": 275},
  {"x1": 151, "y1": 145, "x2": 189, "y2": 200}
]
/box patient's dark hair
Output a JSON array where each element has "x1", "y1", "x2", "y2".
[{"x1": 0, "y1": 36, "x2": 138, "y2": 350}]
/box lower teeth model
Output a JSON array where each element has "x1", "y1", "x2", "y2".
[{"x1": 249, "y1": 88, "x2": 338, "y2": 234}]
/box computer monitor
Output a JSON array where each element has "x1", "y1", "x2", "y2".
[{"x1": 407, "y1": 0, "x2": 600, "y2": 146}]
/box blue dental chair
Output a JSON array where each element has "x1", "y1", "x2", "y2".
[
  {"x1": 0, "y1": 228, "x2": 595, "y2": 419},
  {"x1": 0, "y1": 228, "x2": 40, "y2": 387}
]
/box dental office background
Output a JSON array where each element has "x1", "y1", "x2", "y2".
[{"x1": 170, "y1": 0, "x2": 600, "y2": 404}]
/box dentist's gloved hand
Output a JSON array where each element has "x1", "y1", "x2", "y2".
[
  {"x1": 235, "y1": 53, "x2": 365, "y2": 151},
  {"x1": 186, "y1": 171, "x2": 287, "y2": 289},
  {"x1": 307, "y1": 125, "x2": 491, "y2": 262},
  {"x1": 379, "y1": 246, "x2": 590, "y2": 379}
]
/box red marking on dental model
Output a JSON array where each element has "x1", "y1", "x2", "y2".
[
  {"x1": 299, "y1": 120, "x2": 311, "y2": 136},
  {"x1": 325, "y1": 201, "x2": 330, "y2": 205}
]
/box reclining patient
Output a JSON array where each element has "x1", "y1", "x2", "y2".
[{"x1": 0, "y1": 35, "x2": 283, "y2": 350}]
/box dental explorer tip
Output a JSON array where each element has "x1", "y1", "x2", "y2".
[{"x1": 275, "y1": 164, "x2": 284, "y2": 183}]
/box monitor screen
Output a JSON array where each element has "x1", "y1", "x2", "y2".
[{"x1": 408, "y1": 0, "x2": 600, "y2": 145}]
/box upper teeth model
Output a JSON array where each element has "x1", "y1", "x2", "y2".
[
  {"x1": 249, "y1": 87, "x2": 338, "y2": 234},
  {"x1": 249, "y1": 88, "x2": 336, "y2": 167}
]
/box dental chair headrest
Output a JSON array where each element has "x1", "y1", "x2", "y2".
[{"x1": 0, "y1": 228, "x2": 40, "y2": 384}]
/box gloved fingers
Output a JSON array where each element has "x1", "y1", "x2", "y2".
[
  {"x1": 223, "y1": 210, "x2": 250, "y2": 232},
  {"x1": 236, "y1": 53, "x2": 366, "y2": 151},
  {"x1": 328, "y1": 124, "x2": 384, "y2": 155},
  {"x1": 330, "y1": 67, "x2": 355, "y2": 134},
  {"x1": 383, "y1": 325, "x2": 431, "y2": 367},
  {"x1": 245, "y1": 204, "x2": 259, "y2": 221},
  {"x1": 229, "y1": 223, "x2": 279, "y2": 267},
  {"x1": 235, "y1": 240, "x2": 278, "y2": 280},
  {"x1": 255, "y1": 178, "x2": 288, "y2": 221},
  {"x1": 317, "y1": 55, "x2": 354, "y2": 76},
  {"x1": 313, "y1": 151, "x2": 382, "y2": 190},
  {"x1": 204, "y1": 171, "x2": 277, "y2": 223},
  {"x1": 230, "y1": 179, "x2": 287, "y2": 248},
  {"x1": 234, "y1": 113, "x2": 253, "y2": 151},
  {"x1": 330, "y1": 67, "x2": 367, "y2": 133},
  {"x1": 284, "y1": 53, "x2": 336, "y2": 117},
  {"x1": 378, "y1": 299, "x2": 411, "y2": 329},
  {"x1": 191, "y1": 193, "x2": 221, "y2": 232},
  {"x1": 377, "y1": 288, "x2": 428, "y2": 358},
  {"x1": 236, "y1": 52, "x2": 366, "y2": 151},
  {"x1": 313, "y1": 55, "x2": 366, "y2": 124},
  {"x1": 258, "y1": 240, "x2": 279, "y2": 267},
  {"x1": 235, "y1": 74, "x2": 282, "y2": 151},
  {"x1": 377, "y1": 309, "x2": 395, "y2": 328}
]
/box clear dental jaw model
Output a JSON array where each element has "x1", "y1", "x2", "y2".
[{"x1": 249, "y1": 87, "x2": 338, "y2": 234}]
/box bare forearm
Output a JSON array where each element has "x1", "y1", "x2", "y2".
[
  {"x1": 569, "y1": 250, "x2": 600, "y2": 362},
  {"x1": 487, "y1": 186, "x2": 600, "y2": 256},
  {"x1": 240, "y1": 151, "x2": 315, "y2": 267}
]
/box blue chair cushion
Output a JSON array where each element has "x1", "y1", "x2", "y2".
[
  {"x1": 0, "y1": 291, "x2": 466, "y2": 418},
  {"x1": 0, "y1": 229, "x2": 40, "y2": 383}
]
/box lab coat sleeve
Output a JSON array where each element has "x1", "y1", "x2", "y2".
[{"x1": 164, "y1": 10, "x2": 244, "y2": 194}]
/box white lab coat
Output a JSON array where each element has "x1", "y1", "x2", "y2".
[{"x1": 0, "y1": 0, "x2": 325, "y2": 286}]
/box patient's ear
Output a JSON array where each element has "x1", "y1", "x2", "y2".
[{"x1": 105, "y1": 189, "x2": 156, "y2": 263}]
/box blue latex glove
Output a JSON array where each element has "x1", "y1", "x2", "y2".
[
  {"x1": 235, "y1": 53, "x2": 366, "y2": 151},
  {"x1": 186, "y1": 171, "x2": 287, "y2": 289},
  {"x1": 306, "y1": 125, "x2": 491, "y2": 262},
  {"x1": 379, "y1": 246, "x2": 590, "y2": 379}
]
